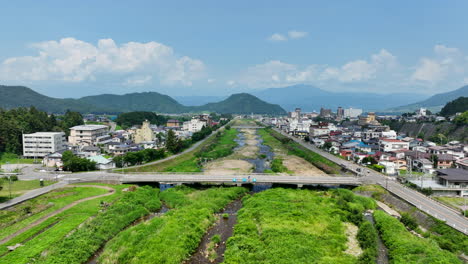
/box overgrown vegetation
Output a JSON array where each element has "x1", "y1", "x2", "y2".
[
  {"x1": 259, "y1": 128, "x2": 342, "y2": 174},
  {"x1": 270, "y1": 158, "x2": 288, "y2": 173},
  {"x1": 0, "y1": 185, "x2": 129, "y2": 264},
  {"x1": 36, "y1": 186, "x2": 161, "y2": 264},
  {"x1": 99, "y1": 186, "x2": 246, "y2": 264},
  {"x1": 114, "y1": 148, "x2": 166, "y2": 167},
  {"x1": 356, "y1": 221, "x2": 378, "y2": 263},
  {"x1": 373, "y1": 210, "x2": 461, "y2": 263},
  {"x1": 223, "y1": 188, "x2": 375, "y2": 263}
]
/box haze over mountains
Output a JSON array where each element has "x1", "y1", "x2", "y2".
[{"x1": 0, "y1": 85, "x2": 286, "y2": 115}]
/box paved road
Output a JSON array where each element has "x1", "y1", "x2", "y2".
[
  {"x1": 0, "y1": 182, "x2": 68, "y2": 210},
  {"x1": 271, "y1": 127, "x2": 468, "y2": 234}
]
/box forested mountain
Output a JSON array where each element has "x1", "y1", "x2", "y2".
[
  {"x1": 0, "y1": 85, "x2": 103, "y2": 113},
  {"x1": 79, "y1": 92, "x2": 188, "y2": 113},
  {"x1": 440, "y1": 97, "x2": 468, "y2": 116},
  {"x1": 193, "y1": 93, "x2": 287, "y2": 115},
  {"x1": 0, "y1": 85, "x2": 285, "y2": 115},
  {"x1": 388, "y1": 85, "x2": 468, "y2": 113}
]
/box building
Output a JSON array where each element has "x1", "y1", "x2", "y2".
[
  {"x1": 436, "y1": 169, "x2": 468, "y2": 196},
  {"x1": 309, "y1": 123, "x2": 329, "y2": 137},
  {"x1": 290, "y1": 108, "x2": 302, "y2": 120},
  {"x1": 23, "y1": 132, "x2": 67, "y2": 158},
  {"x1": 319, "y1": 108, "x2": 332, "y2": 118},
  {"x1": 358, "y1": 112, "x2": 380, "y2": 126},
  {"x1": 337, "y1": 107, "x2": 344, "y2": 119},
  {"x1": 379, "y1": 139, "x2": 409, "y2": 152},
  {"x1": 87, "y1": 155, "x2": 116, "y2": 170},
  {"x1": 344, "y1": 108, "x2": 363, "y2": 118},
  {"x1": 166, "y1": 119, "x2": 181, "y2": 127},
  {"x1": 69, "y1": 125, "x2": 108, "y2": 146},
  {"x1": 183, "y1": 118, "x2": 207, "y2": 133},
  {"x1": 134, "y1": 120, "x2": 155, "y2": 144}
]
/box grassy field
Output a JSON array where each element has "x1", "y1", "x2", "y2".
[
  {"x1": 223, "y1": 188, "x2": 376, "y2": 264},
  {"x1": 0, "y1": 153, "x2": 35, "y2": 165},
  {"x1": 258, "y1": 128, "x2": 342, "y2": 174},
  {"x1": 0, "y1": 184, "x2": 130, "y2": 264},
  {"x1": 373, "y1": 210, "x2": 461, "y2": 263},
  {"x1": 0, "y1": 180, "x2": 54, "y2": 202},
  {"x1": 35, "y1": 186, "x2": 161, "y2": 264},
  {"x1": 123, "y1": 127, "x2": 238, "y2": 173},
  {"x1": 99, "y1": 185, "x2": 247, "y2": 264},
  {"x1": 433, "y1": 196, "x2": 467, "y2": 211}
]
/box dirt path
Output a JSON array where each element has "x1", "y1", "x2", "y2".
[
  {"x1": 0, "y1": 185, "x2": 115, "y2": 246},
  {"x1": 282, "y1": 156, "x2": 326, "y2": 175}
]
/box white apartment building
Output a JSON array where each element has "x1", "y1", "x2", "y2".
[
  {"x1": 344, "y1": 108, "x2": 363, "y2": 118},
  {"x1": 379, "y1": 139, "x2": 410, "y2": 152},
  {"x1": 23, "y1": 132, "x2": 67, "y2": 158},
  {"x1": 182, "y1": 118, "x2": 207, "y2": 133},
  {"x1": 69, "y1": 125, "x2": 109, "y2": 146}
]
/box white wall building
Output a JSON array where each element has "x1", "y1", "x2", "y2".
[
  {"x1": 23, "y1": 132, "x2": 67, "y2": 158},
  {"x1": 69, "y1": 125, "x2": 109, "y2": 146},
  {"x1": 182, "y1": 118, "x2": 207, "y2": 133},
  {"x1": 344, "y1": 108, "x2": 363, "y2": 118},
  {"x1": 379, "y1": 139, "x2": 410, "y2": 152}
]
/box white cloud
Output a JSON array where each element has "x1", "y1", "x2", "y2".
[
  {"x1": 268, "y1": 33, "x2": 287, "y2": 42},
  {"x1": 268, "y1": 30, "x2": 308, "y2": 42},
  {"x1": 207, "y1": 78, "x2": 216, "y2": 83},
  {"x1": 411, "y1": 58, "x2": 444, "y2": 83},
  {"x1": 288, "y1": 30, "x2": 308, "y2": 39},
  {"x1": 237, "y1": 49, "x2": 399, "y2": 88},
  {"x1": 0, "y1": 37, "x2": 205, "y2": 86},
  {"x1": 226, "y1": 80, "x2": 236, "y2": 86}
]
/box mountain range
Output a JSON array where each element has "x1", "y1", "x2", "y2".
[
  {"x1": 250, "y1": 84, "x2": 429, "y2": 112},
  {"x1": 385, "y1": 85, "x2": 468, "y2": 113},
  {"x1": 0, "y1": 85, "x2": 286, "y2": 115}
]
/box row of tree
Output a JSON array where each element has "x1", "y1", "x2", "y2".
[
  {"x1": 113, "y1": 148, "x2": 166, "y2": 167},
  {"x1": 62, "y1": 151, "x2": 97, "y2": 172},
  {"x1": 0, "y1": 107, "x2": 84, "y2": 154}
]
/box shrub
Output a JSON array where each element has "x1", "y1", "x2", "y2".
[
  {"x1": 222, "y1": 213, "x2": 229, "y2": 219},
  {"x1": 211, "y1": 234, "x2": 221, "y2": 244},
  {"x1": 400, "y1": 212, "x2": 418, "y2": 230}
]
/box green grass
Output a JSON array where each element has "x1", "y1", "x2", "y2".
[
  {"x1": 223, "y1": 188, "x2": 376, "y2": 264},
  {"x1": 0, "y1": 153, "x2": 35, "y2": 165},
  {"x1": 270, "y1": 158, "x2": 289, "y2": 173},
  {"x1": 35, "y1": 186, "x2": 161, "y2": 264},
  {"x1": 99, "y1": 186, "x2": 247, "y2": 264},
  {"x1": 373, "y1": 210, "x2": 461, "y2": 263},
  {"x1": 124, "y1": 127, "x2": 238, "y2": 173},
  {"x1": 0, "y1": 185, "x2": 129, "y2": 264},
  {"x1": 433, "y1": 197, "x2": 467, "y2": 211},
  {"x1": 259, "y1": 128, "x2": 342, "y2": 174},
  {"x1": 115, "y1": 125, "x2": 123, "y2": 130},
  {"x1": 0, "y1": 180, "x2": 54, "y2": 202}
]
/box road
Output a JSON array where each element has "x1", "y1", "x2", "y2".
[{"x1": 271, "y1": 127, "x2": 468, "y2": 234}]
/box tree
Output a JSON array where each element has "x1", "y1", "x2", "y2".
[
  {"x1": 60, "y1": 110, "x2": 84, "y2": 135},
  {"x1": 453, "y1": 111, "x2": 468, "y2": 125},
  {"x1": 430, "y1": 154, "x2": 439, "y2": 168},
  {"x1": 416, "y1": 132, "x2": 425, "y2": 139},
  {"x1": 165, "y1": 129, "x2": 178, "y2": 153},
  {"x1": 61, "y1": 151, "x2": 96, "y2": 172},
  {"x1": 362, "y1": 156, "x2": 377, "y2": 165},
  {"x1": 440, "y1": 97, "x2": 468, "y2": 116},
  {"x1": 323, "y1": 141, "x2": 332, "y2": 151}
]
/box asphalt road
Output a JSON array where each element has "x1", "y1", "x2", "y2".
[{"x1": 272, "y1": 127, "x2": 468, "y2": 234}]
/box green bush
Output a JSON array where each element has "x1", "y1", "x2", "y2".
[
  {"x1": 270, "y1": 158, "x2": 288, "y2": 173},
  {"x1": 400, "y1": 212, "x2": 418, "y2": 230},
  {"x1": 36, "y1": 186, "x2": 161, "y2": 264},
  {"x1": 373, "y1": 210, "x2": 461, "y2": 263},
  {"x1": 211, "y1": 234, "x2": 221, "y2": 244},
  {"x1": 99, "y1": 186, "x2": 246, "y2": 264}
]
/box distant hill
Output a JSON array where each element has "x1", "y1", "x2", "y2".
[
  {"x1": 79, "y1": 92, "x2": 188, "y2": 113},
  {"x1": 252, "y1": 84, "x2": 427, "y2": 112},
  {"x1": 174, "y1": 95, "x2": 226, "y2": 106},
  {"x1": 0, "y1": 85, "x2": 101, "y2": 113},
  {"x1": 388, "y1": 85, "x2": 468, "y2": 113},
  {"x1": 440, "y1": 97, "x2": 468, "y2": 116},
  {"x1": 194, "y1": 93, "x2": 286, "y2": 115},
  {"x1": 0, "y1": 85, "x2": 285, "y2": 115}
]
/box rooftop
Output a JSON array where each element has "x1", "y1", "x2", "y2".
[
  {"x1": 437, "y1": 169, "x2": 468, "y2": 182},
  {"x1": 70, "y1": 125, "x2": 108, "y2": 131}
]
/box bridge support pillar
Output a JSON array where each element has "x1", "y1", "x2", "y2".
[
  {"x1": 297, "y1": 184, "x2": 303, "y2": 189},
  {"x1": 176, "y1": 182, "x2": 183, "y2": 186},
  {"x1": 236, "y1": 183, "x2": 242, "y2": 187}
]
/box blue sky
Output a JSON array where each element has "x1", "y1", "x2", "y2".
[{"x1": 1, "y1": 0, "x2": 468, "y2": 97}]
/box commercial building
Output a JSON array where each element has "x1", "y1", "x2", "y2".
[
  {"x1": 69, "y1": 125, "x2": 109, "y2": 146},
  {"x1": 183, "y1": 118, "x2": 207, "y2": 133},
  {"x1": 23, "y1": 132, "x2": 67, "y2": 158},
  {"x1": 343, "y1": 108, "x2": 363, "y2": 118}
]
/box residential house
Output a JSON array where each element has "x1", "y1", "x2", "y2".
[
  {"x1": 379, "y1": 139, "x2": 409, "y2": 152},
  {"x1": 87, "y1": 155, "x2": 116, "y2": 170}
]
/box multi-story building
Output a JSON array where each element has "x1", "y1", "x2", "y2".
[
  {"x1": 337, "y1": 107, "x2": 344, "y2": 119},
  {"x1": 343, "y1": 108, "x2": 362, "y2": 118},
  {"x1": 319, "y1": 108, "x2": 332, "y2": 118},
  {"x1": 166, "y1": 119, "x2": 181, "y2": 127},
  {"x1": 23, "y1": 132, "x2": 67, "y2": 158},
  {"x1": 183, "y1": 118, "x2": 207, "y2": 133},
  {"x1": 379, "y1": 138, "x2": 410, "y2": 152},
  {"x1": 69, "y1": 125, "x2": 108, "y2": 146},
  {"x1": 134, "y1": 120, "x2": 155, "y2": 144}
]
